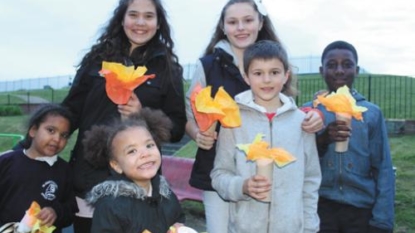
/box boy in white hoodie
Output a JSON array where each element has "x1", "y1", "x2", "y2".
[{"x1": 211, "y1": 40, "x2": 321, "y2": 233}]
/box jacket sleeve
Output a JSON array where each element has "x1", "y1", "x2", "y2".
[
  {"x1": 211, "y1": 127, "x2": 247, "y2": 202},
  {"x1": 162, "y1": 62, "x2": 186, "y2": 143},
  {"x1": 61, "y1": 66, "x2": 93, "y2": 132},
  {"x1": 368, "y1": 110, "x2": 395, "y2": 231},
  {"x1": 51, "y1": 165, "x2": 78, "y2": 228},
  {"x1": 185, "y1": 60, "x2": 207, "y2": 123},
  {"x1": 302, "y1": 132, "x2": 322, "y2": 233}
]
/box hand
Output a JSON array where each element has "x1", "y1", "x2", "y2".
[
  {"x1": 243, "y1": 175, "x2": 271, "y2": 201},
  {"x1": 195, "y1": 129, "x2": 217, "y2": 150},
  {"x1": 302, "y1": 110, "x2": 324, "y2": 133},
  {"x1": 325, "y1": 120, "x2": 351, "y2": 142},
  {"x1": 36, "y1": 207, "x2": 57, "y2": 227},
  {"x1": 118, "y1": 92, "x2": 142, "y2": 120},
  {"x1": 167, "y1": 222, "x2": 184, "y2": 233}
]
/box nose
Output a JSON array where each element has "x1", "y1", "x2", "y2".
[
  {"x1": 335, "y1": 65, "x2": 345, "y2": 75},
  {"x1": 136, "y1": 17, "x2": 145, "y2": 25},
  {"x1": 139, "y1": 148, "x2": 151, "y2": 159},
  {"x1": 263, "y1": 74, "x2": 271, "y2": 82},
  {"x1": 237, "y1": 21, "x2": 244, "y2": 30}
]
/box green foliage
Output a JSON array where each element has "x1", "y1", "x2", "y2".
[{"x1": 0, "y1": 105, "x2": 23, "y2": 116}]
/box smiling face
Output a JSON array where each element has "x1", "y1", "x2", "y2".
[
  {"x1": 28, "y1": 115, "x2": 70, "y2": 158},
  {"x1": 223, "y1": 2, "x2": 263, "y2": 53},
  {"x1": 110, "y1": 126, "x2": 161, "y2": 188},
  {"x1": 123, "y1": 0, "x2": 158, "y2": 52},
  {"x1": 244, "y1": 58, "x2": 289, "y2": 111},
  {"x1": 320, "y1": 49, "x2": 359, "y2": 92}
]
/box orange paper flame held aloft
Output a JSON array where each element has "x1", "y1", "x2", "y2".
[
  {"x1": 99, "y1": 61, "x2": 156, "y2": 105},
  {"x1": 18, "y1": 201, "x2": 56, "y2": 233},
  {"x1": 316, "y1": 85, "x2": 368, "y2": 120},
  {"x1": 237, "y1": 133, "x2": 296, "y2": 168},
  {"x1": 190, "y1": 83, "x2": 241, "y2": 132}
]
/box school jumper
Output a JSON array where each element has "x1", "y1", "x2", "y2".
[{"x1": 0, "y1": 150, "x2": 77, "y2": 233}]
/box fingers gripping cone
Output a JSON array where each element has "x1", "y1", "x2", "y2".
[{"x1": 335, "y1": 113, "x2": 352, "y2": 152}]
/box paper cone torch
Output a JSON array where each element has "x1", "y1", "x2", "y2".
[
  {"x1": 17, "y1": 201, "x2": 56, "y2": 233},
  {"x1": 237, "y1": 133, "x2": 296, "y2": 202},
  {"x1": 99, "y1": 61, "x2": 156, "y2": 105},
  {"x1": 316, "y1": 85, "x2": 368, "y2": 152},
  {"x1": 190, "y1": 83, "x2": 241, "y2": 132}
]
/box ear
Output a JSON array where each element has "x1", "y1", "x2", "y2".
[
  {"x1": 28, "y1": 125, "x2": 37, "y2": 138},
  {"x1": 356, "y1": 65, "x2": 360, "y2": 74},
  {"x1": 258, "y1": 20, "x2": 264, "y2": 32},
  {"x1": 284, "y1": 69, "x2": 291, "y2": 84},
  {"x1": 110, "y1": 160, "x2": 122, "y2": 174},
  {"x1": 319, "y1": 66, "x2": 323, "y2": 76},
  {"x1": 243, "y1": 73, "x2": 251, "y2": 86}
]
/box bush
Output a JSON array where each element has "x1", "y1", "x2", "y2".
[{"x1": 0, "y1": 105, "x2": 23, "y2": 116}]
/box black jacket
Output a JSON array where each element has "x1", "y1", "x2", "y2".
[
  {"x1": 189, "y1": 48, "x2": 249, "y2": 190},
  {"x1": 62, "y1": 49, "x2": 186, "y2": 197},
  {"x1": 86, "y1": 174, "x2": 185, "y2": 233}
]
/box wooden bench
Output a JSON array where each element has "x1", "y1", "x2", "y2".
[{"x1": 161, "y1": 155, "x2": 203, "y2": 202}]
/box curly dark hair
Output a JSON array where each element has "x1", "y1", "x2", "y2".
[{"x1": 83, "y1": 108, "x2": 172, "y2": 168}]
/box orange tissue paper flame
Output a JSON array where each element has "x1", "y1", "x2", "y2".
[
  {"x1": 237, "y1": 133, "x2": 296, "y2": 168},
  {"x1": 19, "y1": 201, "x2": 56, "y2": 233},
  {"x1": 316, "y1": 85, "x2": 368, "y2": 120},
  {"x1": 190, "y1": 83, "x2": 241, "y2": 132},
  {"x1": 99, "y1": 61, "x2": 156, "y2": 105}
]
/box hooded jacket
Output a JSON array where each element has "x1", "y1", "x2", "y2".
[
  {"x1": 86, "y1": 173, "x2": 184, "y2": 233},
  {"x1": 211, "y1": 90, "x2": 321, "y2": 233}
]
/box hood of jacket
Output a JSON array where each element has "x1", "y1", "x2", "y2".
[
  {"x1": 86, "y1": 175, "x2": 171, "y2": 206},
  {"x1": 235, "y1": 89, "x2": 298, "y2": 115},
  {"x1": 214, "y1": 40, "x2": 240, "y2": 66}
]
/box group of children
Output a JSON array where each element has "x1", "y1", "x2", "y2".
[{"x1": 0, "y1": 0, "x2": 394, "y2": 233}]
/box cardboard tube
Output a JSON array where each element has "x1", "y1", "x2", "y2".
[
  {"x1": 256, "y1": 158, "x2": 273, "y2": 202},
  {"x1": 203, "y1": 121, "x2": 217, "y2": 134},
  {"x1": 335, "y1": 113, "x2": 352, "y2": 152}
]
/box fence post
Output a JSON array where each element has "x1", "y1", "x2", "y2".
[
  {"x1": 27, "y1": 92, "x2": 31, "y2": 113},
  {"x1": 367, "y1": 75, "x2": 371, "y2": 101}
]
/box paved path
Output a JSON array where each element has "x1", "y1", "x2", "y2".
[{"x1": 14, "y1": 94, "x2": 49, "y2": 104}]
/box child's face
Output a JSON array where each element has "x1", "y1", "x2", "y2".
[
  {"x1": 223, "y1": 2, "x2": 263, "y2": 51},
  {"x1": 244, "y1": 58, "x2": 289, "y2": 110},
  {"x1": 28, "y1": 115, "x2": 70, "y2": 158},
  {"x1": 110, "y1": 127, "x2": 161, "y2": 187},
  {"x1": 123, "y1": 0, "x2": 158, "y2": 52},
  {"x1": 320, "y1": 49, "x2": 359, "y2": 92}
]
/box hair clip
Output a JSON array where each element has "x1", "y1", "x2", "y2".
[{"x1": 253, "y1": 0, "x2": 268, "y2": 16}]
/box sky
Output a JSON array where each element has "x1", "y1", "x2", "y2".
[{"x1": 1, "y1": 0, "x2": 414, "y2": 81}]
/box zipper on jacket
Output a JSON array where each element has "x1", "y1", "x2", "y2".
[{"x1": 339, "y1": 154, "x2": 343, "y2": 194}]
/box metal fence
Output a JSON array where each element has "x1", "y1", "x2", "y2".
[
  {"x1": 1, "y1": 74, "x2": 414, "y2": 120},
  {"x1": 295, "y1": 74, "x2": 415, "y2": 119}
]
